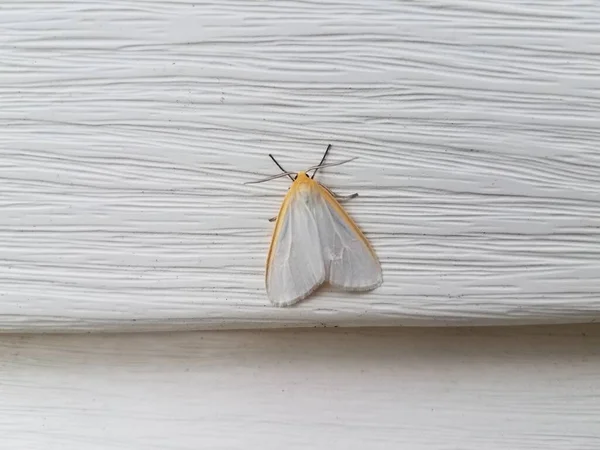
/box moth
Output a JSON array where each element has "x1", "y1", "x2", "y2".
[{"x1": 247, "y1": 145, "x2": 383, "y2": 306}]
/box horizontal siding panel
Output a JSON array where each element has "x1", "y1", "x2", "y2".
[
  {"x1": 1, "y1": 326, "x2": 600, "y2": 448},
  {"x1": 0, "y1": 0, "x2": 599, "y2": 331}
]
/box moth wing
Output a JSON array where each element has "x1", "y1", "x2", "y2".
[
  {"x1": 266, "y1": 187, "x2": 326, "y2": 306},
  {"x1": 313, "y1": 184, "x2": 383, "y2": 291}
]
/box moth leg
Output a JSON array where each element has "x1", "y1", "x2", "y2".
[
  {"x1": 335, "y1": 192, "x2": 358, "y2": 202},
  {"x1": 321, "y1": 183, "x2": 359, "y2": 202}
]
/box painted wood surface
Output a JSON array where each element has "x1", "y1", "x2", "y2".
[
  {"x1": 1, "y1": 325, "x2": 600, "y2": 449},
  {"x1": 1, "y1": 1, "x2": 600, "y2": 331}
]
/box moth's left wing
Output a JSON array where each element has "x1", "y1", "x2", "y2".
[{"x1": 266, "y1": 187, "x2": 326, "y2": 306}]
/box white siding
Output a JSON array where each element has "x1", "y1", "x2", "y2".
[
  {"x1": 1, "y1": 1, "x2": 600, "y2": 331},
  {"x1": 1, "y1": 326, "x2": 600, "y2": 449}
]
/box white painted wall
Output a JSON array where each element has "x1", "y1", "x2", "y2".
[
  {"x1": 1, "y1": 325, "x2": 600, "y2": 449},
  {"x1": 1, "y1": 1, "x2": 600, "y2": 331}
]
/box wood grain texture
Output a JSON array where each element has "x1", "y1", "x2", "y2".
[
  {"x1": 1, "y1": 325, "x2": 600, "y2": 449},
  {"x1": 1, "y1": 0, "x2": 600, "y2": 331}
]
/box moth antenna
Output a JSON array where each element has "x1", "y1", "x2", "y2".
[
  {"x1": 311, "y1": 144, "x2": 332, "y2": 179},
  {"x1": 244, "y1": 171, "x2": 299, "y2": 185},
  {"x1": 306, "y1": 157, "x2": 358, "y2": 173},
  {"x1": 269, "y1": 154, "x2": 295, "y2": 181}
]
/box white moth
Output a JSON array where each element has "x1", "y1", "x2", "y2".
[{"x1": 247, "y1": 145, "x2": 383, "y2": 306}]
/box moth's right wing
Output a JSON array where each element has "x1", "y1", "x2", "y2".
[
  {"x1": 313, "y1": 184, "x2": 383, "y2": 291},
  {"x1": 266, "y1": 189, "x2": 326, "y2": 307}
]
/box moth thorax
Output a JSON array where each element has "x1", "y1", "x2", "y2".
[{"x1": 296, "y1": 184, "x2": 314, "y2": 203}]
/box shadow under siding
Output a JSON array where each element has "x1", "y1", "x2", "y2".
[{"x1": 0, "y1": 324, "x2": 598, "y2": 369}]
